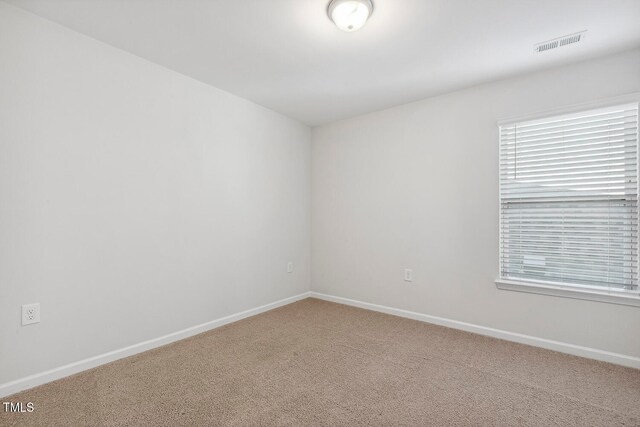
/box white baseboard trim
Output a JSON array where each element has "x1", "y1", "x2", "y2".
[
  {"x1": 0, "y1": 291, "x2": 312, "y2": 398},
  {"x1": 4, "y1": 290, "x2": 636, "y2": 398},
  {"x1": 309, "y1": 292, "x2": 640, "y2": 369}
]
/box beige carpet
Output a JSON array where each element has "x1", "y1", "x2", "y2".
[{"x1": 2, "y1": 298, "x2": 639, "y2": 426}]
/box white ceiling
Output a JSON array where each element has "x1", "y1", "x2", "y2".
[{"x1": 6, "y1": 0, "x2": 640, "y2": 126}]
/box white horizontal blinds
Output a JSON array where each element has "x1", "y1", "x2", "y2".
[{"x1": 500, "y1": 103, "x2": 639, "y2": 290}]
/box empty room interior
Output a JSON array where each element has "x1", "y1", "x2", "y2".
[{"x1": 1, "y1": 0, "x2": 640, "y2": 425}]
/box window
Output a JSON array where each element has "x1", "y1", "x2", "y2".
[{"x1": 498, "y1": 102, "x2": 640, "y2": 304}]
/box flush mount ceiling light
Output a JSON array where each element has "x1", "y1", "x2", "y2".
[{"x1": 328, "y1": 0, "x2": 373, "y2": 32}]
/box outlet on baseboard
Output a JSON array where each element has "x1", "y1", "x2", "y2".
[
  {"x1": 287, "y1": 261, "x2": 294, "y2": 273},
  {"x1": 404, "y1": 269, "x2": 413, "y2": 282},
  {"x1": 22, "y1": 303, "x2": 40, "y2": 326}
]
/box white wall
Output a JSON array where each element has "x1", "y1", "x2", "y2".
[
  {"x1": 312, "y1": 49, "x2": 640, "y2": 358},
  {"x1": 0, "y1": 3, "x2": 310, "y2": 385}
]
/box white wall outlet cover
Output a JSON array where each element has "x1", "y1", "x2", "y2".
[
  {"x1": 287, "y1": 261, "x2": 294, "y2": 273},
  {"x1": 22, "y1": 303, "x2": 41, "y2": 325},
  {"x1": 404, "y1": 269, "x2": 413, "y2": 282}
]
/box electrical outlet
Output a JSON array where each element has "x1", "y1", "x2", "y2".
[
  {"x1": 404, "y1": 269, "x2": 413, "y2": 282},
  {"x1": 22, "y1": 303, "x2": 40, "y2": 326},
  {"x1": 287, "y1": 261, "x2": 294, "y2": 273}
]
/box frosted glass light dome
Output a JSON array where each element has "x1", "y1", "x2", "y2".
[{"x1": 328, "y1": 0, "x2": 373, "y2": 32}]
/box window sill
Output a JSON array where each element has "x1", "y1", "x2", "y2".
[{"x1": 495, "y1": 279, "x2": 640, "y2": 307}]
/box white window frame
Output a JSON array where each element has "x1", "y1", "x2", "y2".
[{"x1": 495, "y1": 93, "x2": 640, "y2": 307}]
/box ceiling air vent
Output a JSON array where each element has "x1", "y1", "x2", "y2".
[{"x1": 534, "y1": 31, "x2": 586, "y2": 53}]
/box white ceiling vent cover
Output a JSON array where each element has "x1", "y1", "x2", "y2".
[{"x1": 534, "y1": 31, "x2": 586, "y2": 53}]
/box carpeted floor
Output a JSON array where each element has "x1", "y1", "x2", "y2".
[{"x1": 2, "y1": 298, "x2": 639, "y2": 426}]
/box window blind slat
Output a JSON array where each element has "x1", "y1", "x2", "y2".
[
  {"x1": 499, "y1": 102, "x2": 639, "y2": 291},
  {"x1": 500, "y1": 119, "x2": 638, "y2": 140},
  {"x1": 499, "y1": 155, "x2": 637, "y2": 171},
  {"x1": 500, "y1": 144, "x2": 637, "y2": 162},
  {"x1": 500, "y1": 128, "x2": 638, "y2": 149},
  {"x1": 500, "y1": 121, "x2": 637, "y2": 141},
  {"x1": 500, "y1": 109, "x2": 637, "y2": 134},
  {"x1": 500, "y1": 239, "x2": 637, "y2": 250},
  {"x1": 500, "y1": 167, "x2": 638, "y2": 180}
]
